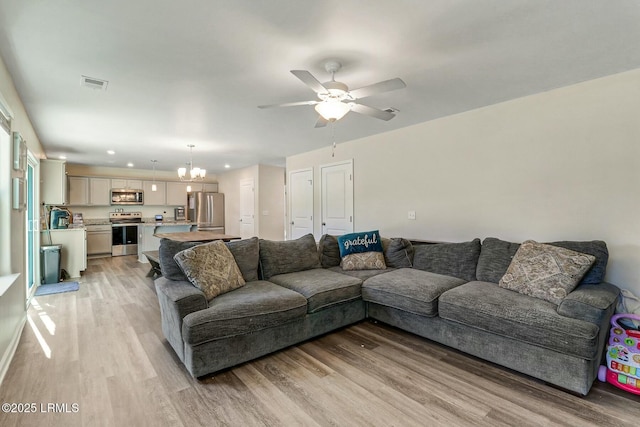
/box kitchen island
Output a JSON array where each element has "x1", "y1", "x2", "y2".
[
  {"x1": 153, "y1": 231, "x2": 240, "y2": 242},
  {"x1": 138, "y1": 222, "x2": 194, "y2": 263}
]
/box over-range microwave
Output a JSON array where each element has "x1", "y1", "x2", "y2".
[{"x1": 111, "y1": 188, "x2": 144, "y2": 205}]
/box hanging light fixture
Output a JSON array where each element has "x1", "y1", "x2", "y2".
[
  {"x1": 150, "y1": 159, "x2": 158, "y2": 191},
  {"x1": 315, "y1": 100, "x2": 351, "y2": 121},
  {"x1": 177, "y1": 144, "x2": 206, "y2": 182}
]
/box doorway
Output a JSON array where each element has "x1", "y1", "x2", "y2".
[
  {"x1": 320, "y1": 160, "x2": 354, "y2": 236},
  {"x1": 288, "y1": 168, "x2": 313, "y2": 239},
  {"x1": 25, "y1": 151, "x2": 39, "y2": 302},
  {"x1": 239, "y1": 178, "x2": 255, "y2": 239}
]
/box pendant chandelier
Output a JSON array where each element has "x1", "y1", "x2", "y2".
[{"x1": 177, "y1": 144, "x2": 206, "y2": 182}]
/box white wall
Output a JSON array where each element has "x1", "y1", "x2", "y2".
[
  {"x1": 218, "y1": 164, "x2": 285, "y2": 240},
  {"x1": 0, "y1": 54, "x2": 46, "y2": 385},
  {"x1": 287, "y1": 69, "x2": 640, "y2": 295}
]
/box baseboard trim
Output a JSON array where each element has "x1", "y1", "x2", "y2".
[{"x1": 0, "y1": 313, "x2": 27, "y2": 388}]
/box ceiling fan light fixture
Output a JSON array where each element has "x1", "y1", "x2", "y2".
[{"x1": 315, "y1": 101, "x2": 350, "y2": 121}]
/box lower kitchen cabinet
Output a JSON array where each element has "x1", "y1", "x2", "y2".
[
  {"x1": 41, "y1": 228, "x2": 87, "y2": 278},
  {"x1": 86, "y1": 224, "x2": 112, "y2": 257}
]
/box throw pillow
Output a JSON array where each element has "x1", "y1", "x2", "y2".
[
  {"x1": 174, "y1": 240, "x2": 246, "y2": 301},
  {"x1": 477, "y1": 237, "x2": 609, "y2": 285},
  {"x1": 342, "y1": 251, "x2": 386, "y2": 271},
  {"x1": 498, "y1": 240, "x2": 596, "y2": 305},
  {"x1": 338, "y1": 230, "x2": 386, "y2": 270},
  {"x1": 158, "y1": 238, "x2": 201, "y2": 281}
]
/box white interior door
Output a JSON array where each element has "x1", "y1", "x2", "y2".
[
  {"x1": 239, "y1": 178, "x2": 255, "y2": 239},
  {"x1": 288, "y1": 168, "x2": 313, "y2": 239},
  {"x1": 321, "y1": 160, "x2": 353, "y2": 236}
]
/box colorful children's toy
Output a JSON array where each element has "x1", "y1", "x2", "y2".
[{"x1": 598, "y1": 313, "x2": 640, "y2": 395}]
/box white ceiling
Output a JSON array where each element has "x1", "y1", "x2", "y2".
[{"x1": 1, "y1": 1, "x2": 640, "y2": 174}]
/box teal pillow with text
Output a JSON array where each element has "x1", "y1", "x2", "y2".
[{"x1": 338, "y1": 230, "x2": 386, "y2": 271}]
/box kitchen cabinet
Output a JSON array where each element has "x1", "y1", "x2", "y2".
[
  {"x1": 68, "y1": 176, "x2": 89, "y2": 205},
  {"x1": 143, "y1": 180, "x2": 166, "y2": 205},
  {"x1": 41, "y1": 228, "x2": 87, "y2": 278},
  {"x1": 187, "y1": 182, "x2": 219, "y2": 193},
  {"x1": 111, "y1": 178, "x2": 143, "y2": 190},
  {"x1": 41, "y1": 159, "x2": 67, "y2": 205},
  {"x1": 86, "y1": 224, "x2": 112, "y2": 257},
  {"x1": 68, "y1": 177, "x2": 111, "y2": 206},
  {"x1": 89, "y1": 178, "x2": 111, "y2": 205},
  {"x1": 166, "y1": 182, "x2": 190, "y2": 206}
]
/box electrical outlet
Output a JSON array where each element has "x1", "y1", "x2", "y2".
[{"x1": 408, "y1": 210, "x2": 416, "y2": 220}]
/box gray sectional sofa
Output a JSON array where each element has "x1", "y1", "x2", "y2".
[{"x1": 154, "y1": 234, "x2": 620, "y2": 395}]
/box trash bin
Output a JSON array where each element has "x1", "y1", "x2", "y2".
[{"x1": 40, "y1": 244, "x2": 62, "y2": 284}]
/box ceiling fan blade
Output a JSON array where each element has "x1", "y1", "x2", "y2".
[
  {"x1": 314, "y1": 116, "x2": 328, "y2": 128},
  {"x1": 348, "y1": 78, "x2": 406, "y2": 99},
  {"x1": 291, "y1": 70, "x2": 328, "y2": 94},
  {"x1": 258, "y1": 100, "x2": 318, "y2": 109},
  {"x1": 350, "y1": 103, "x2": 396, "y2": 121}
]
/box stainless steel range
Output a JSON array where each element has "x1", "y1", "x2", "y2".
[{"x1": 109, "y1": 211, "x2": 142, "y2": 256}]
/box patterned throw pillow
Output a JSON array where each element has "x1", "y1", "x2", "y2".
[
  {"x1": 174, "y1": 240, "x2": 246, "y2": 301},
  {"x1": 498, "y1": 240, "x2": 596, "y2": 305},
  {"x1": 337, "y1": 230, "x2": 386, "y2": 271}
]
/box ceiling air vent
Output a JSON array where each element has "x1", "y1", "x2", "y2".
[{"x1": 80, "y1": 75, "x2": 108, "y2": 91}]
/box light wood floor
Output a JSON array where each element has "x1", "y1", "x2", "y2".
[{"x1": 1, "y1": 255, "x2": 638, "y2": 427}]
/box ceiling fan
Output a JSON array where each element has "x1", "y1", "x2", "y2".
[{"x1": 258, "y1": 60, "x2": 406, "y2": 128}]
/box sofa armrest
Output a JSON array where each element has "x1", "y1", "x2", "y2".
[
  {"x1": 154, "y1": 277, "x2": 208, "y2": 361},
  {"x1": 557, "y1": 282, "x2": 620, "y2": 324}
]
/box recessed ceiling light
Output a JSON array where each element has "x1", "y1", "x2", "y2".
[
  {"x1": 107, "y1": 150, "x2": 115, "y2": 155},
  {"x1": 59, "y1": 155, "x2": 67, "y2": 160},
  {"x1": 127, "y1": 162, "x2": 134, "y2": 167},
  {"x1": 224, "y1": 164, "x2": 230, "y2": 169}
]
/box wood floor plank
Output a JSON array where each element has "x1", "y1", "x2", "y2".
[{"x1": 1, "y1": 254, "x2": 639, "y2": 427}]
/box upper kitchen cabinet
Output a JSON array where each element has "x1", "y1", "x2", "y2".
[
  {"x1": 41, "y1": 159, "x2": 67, "y2": 205},
  {"x1": 166, "y1": 182, "x2": 190, "y2": 206},
  {"x1": 89, "y1": 178, "x2": 111, "y2": 205},
  {"x1": 190, "y1": 182, "x2": 219, "y2": 192},
  {"x1": 68, "y1": 176, "x2": 88, "y2": 205},
  {"x1": 111, "y1": 178, "x2": 143, "y2": 190},
  {"x1": 68, "y1": 176, "x2": 111, "y2": 206},
  {"x1": 143, "y1": 180, "x2": 166, "y2": 205}
]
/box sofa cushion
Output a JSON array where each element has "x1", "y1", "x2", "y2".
[
  {"x1": 498, "y1": 240, "x2": 595, "y2": 305},
  {"x1": 318, "y1": 234, "x2": 341, "y2": 268},
  {"x1": 412, "y1": 239, "x2": 481, "y2": 282},
  {"x1": 259, "y1": 234, "x2": 320, "y2": 280},
  {"x1": 382, "y1": 238, "x2": 414, "y2": 268},
  {"x1": 476, "y1": 237, "x2": 608, "y2": 285},
  {"x1": 439, "y1": 281, "x2": 601, "y2": 359},
  {"x1": 181, "y1": 281, "x2": 307, "y2": 345},
  {"x1": 362, "y1": 268, "x2": 466, "y2": 317},
  {"x1": 326, "y1": 266, "x2": 392, "y2": 281},
  {"x1": 174, "y1": 240, "x2": 246, "y2": 301},
  {"x1": 268, "y1": 268, "x2": 362, "y2": 313},
  {"x1": 158, "y1": 239, "x2": 200, "y2": 281},
  {"x1": 226, "y1": 237, "x2": 260, "y2": 282}
]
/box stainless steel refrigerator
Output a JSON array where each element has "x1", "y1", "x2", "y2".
[{"x1": 187, "y1": 192, "x2": 225, "y2": 232}]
